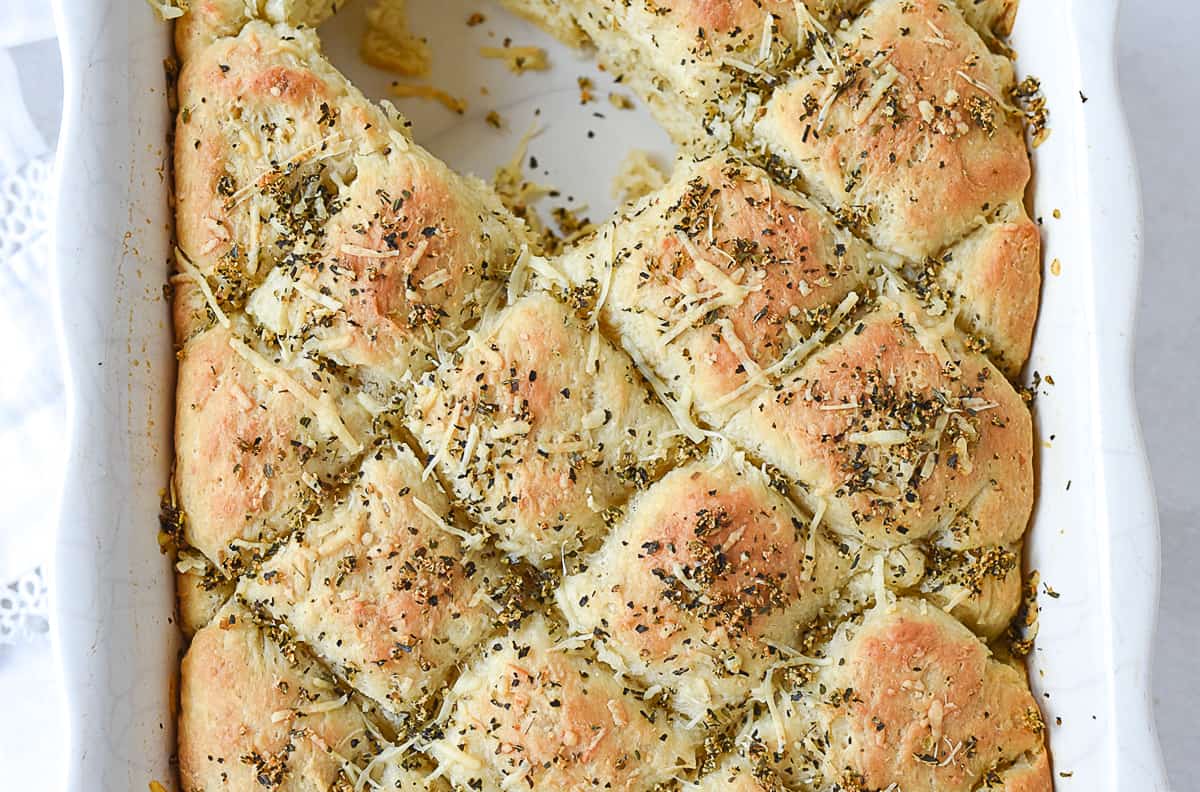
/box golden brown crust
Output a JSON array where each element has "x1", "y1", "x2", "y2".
[
  {"x1": 507, "y1": 0, "x2": 1041, "y2": 379},
  {"x1": 174, "y1": 0, "x2": 342, "y2": 61},
  {"x1": 939, "y1": 206, "x2": 1042, "y2": 375},
  {"x1": 179, "y1": 601, "x2": 443, "y2": 790},
  {"x1": 816, "y1": 599, "x2": 1051, "y2": 791},
  {"x1": 429, "y1": 615, "x2": 701, "y2": 791},
  {"x1": 559, "y1": 454, "x2": 851, "y2": 719},
  {"x1": 174, "y1": 323, "x2": 370, "y2": 571},
  {"x1": 725, "y1": 296, "x2": 1033, "y2": 550},
  {"x1": 246, "y1": 144, "x2": 525, "y2": 389},
  {"x1": 175, "y1": 22, "x2": 529, "y2": 391},
  {"x1": 406, "y1": 291, "x2": 683, "y2": 566},
  {"x1": 756, "y1": 0, "x2": 1030, "y2": 262},
  {"x1": 519, "y1": 0, "x2": 874, "y2": 146},
  {"x1": 179, "y1": 602, "x2": 382, "y2": 792},
  {"x1": 555, "y1": 155, "x2": 876, "y2": 425},
  {"x1": 725, "y1": 598, "x2": 1051, "y2": 792},
  {"x1": 239, "y1": 444, "x2": 517, "y2": 721},
  {"x1": 174, "y1": 22, "x2": 378, "y2": 283}
]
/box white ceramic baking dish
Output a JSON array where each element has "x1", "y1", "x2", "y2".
[{"x1": 49, "y1": 0, "x2": 1170, "y2": 789}]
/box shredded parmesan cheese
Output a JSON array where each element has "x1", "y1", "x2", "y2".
[
  {"x1": 389, "y1": 83, "x2": 467, "y2": 114},
  {"x1": 419, "y1": 268, "x2": 451, "y2": 291},
  {"x1": 480, "y1": 46, "x2": 549, "y2": 73},
  {"x1": 226, "y1": 134, "x2": 349, "y2": 207},
  {"x1": 292, "y1": 280, "x2": 343, "y2": 312},
  {"x1": 412, "y1": 495, "x2": 484, "y2": 549},
  {"x1": 854, "y1": 64, "x2": 902, "y2": 125},
  {"x1": 430, "y1": 741, "x2": 485, "y2": 772},
  {"x1": 589, "y1": 229, "x2": 617, "y2": 326},
  {"x1": 297, "y1": 695, "x2": 349, "y2": 715},
  {"x1": 174, "y1": 247, "x2": 230, "y2": 328},
  {"x1": 658, "y1": 233, "x2": 756, "y2": 348},
  {"x1": 340, "y1": 243, "x2": 403, "y2": 259},
  {"x1": 227, "y1": 337, "x2": 363, "y2": 454},
  {"x1": 422, "y1": 400, "x2": 463, "y2": 480},
  {"x1": 622, "y1": 340, "x2": 707, "y2": 443},
  {"x1": 758, "y1": 13, "x2": 776, "y2": 64},
  {"x1": 955, "y1": 69, "x2": 1017, "y2": 113},
  {"x1": 847, "y1": 429, "x2": 911, "y2": 446},
  {"x1": 720, "y1": 57, "x2": 775, "y2": 83}
]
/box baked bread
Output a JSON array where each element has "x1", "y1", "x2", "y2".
[{"x1": 169, "y1": 0, "x2": 1051, "y2": 790}]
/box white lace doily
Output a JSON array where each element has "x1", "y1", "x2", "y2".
[
  {"x1": 0, "y1": 155, "x2": 51, "y2": 264},
  {"x1": 0, "y1": 155, "x2": 56, "y2": 646},
  {"x1": 0, "y1": 569, "x2": 48, "y2": 645}
]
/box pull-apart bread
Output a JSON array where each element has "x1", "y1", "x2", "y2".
[{"x1": 169, "y1": 0, "x2": 1050, "y2": 789}]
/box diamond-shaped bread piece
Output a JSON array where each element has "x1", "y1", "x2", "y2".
[
  {"x1": 558, "y1": 453, "x2": 851, "y2": 721},
  {"x1": 175, "y1": 22, "x2": 392, "y2": 288},
  {"x1": 406, "y1": 291, "x2": 684, "y2": 566},
  {"x1": 239, "y1": 443, "x2": 522, "y2": 723},
  {"x1": 502, "y1": 0, "x2": 862, "y2": 144},
  {"x1": 724, "y1": 295, "x2": 1033, "y2": 550},
  {"x1": 553, "y1": 155, "x2": 876, "y2": 426},
  {"x1": 923, "y1": 205, "x2": 1041, "y2": 376},
  {"x1": 175, "y1": 323, "x2": 371, "y2": 573},
  {"x1": 179, "y1": 601, "x2": 429, "y2": 791},
  {"x1": 428, "y1": 614, "x2": 700, "y2": 791},
  {"x1": 735, "y1": 598, "x2": 1051, "y2": 792},
  {"x1": 501, "y1": 0, "x2": 1015, "y2": 145},
  {"x1": 245, "y1": 140, "x2": 526, "y2": 391},
  {"x1": 756, "y1": 0, "x2": 1030, "y2": 261},
  {"x1": 175, "y1": 21, "x2": 528, "y2": 389}
]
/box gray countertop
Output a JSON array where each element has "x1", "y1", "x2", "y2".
[{"x1": 1120, "y1": 3, "x2": 1200, "y2": 786}]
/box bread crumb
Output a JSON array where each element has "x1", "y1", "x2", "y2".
[
  {"x1": 608, "y1": 93, "x2": 635, "y2": 110},
  {"x1": 611, "y1": 149, "x2": 667, "y2": 204},
  {"x1": 362, "y1": 0, "x2": 431, "y2": 76},
  {"x1": 578, "y1": 77, "x2": 595, "y2": 104}
]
